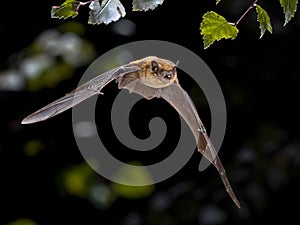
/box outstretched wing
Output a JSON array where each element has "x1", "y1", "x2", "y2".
[
  {"x1": 22, "y1": 65, "x2": 141, "y2": 124},
  {"x1": 158, "y1": 81, "x2": 241, "y2": 209},
  {"x1": 120, "y1": 78, "x2": 240, "y2": 209}
]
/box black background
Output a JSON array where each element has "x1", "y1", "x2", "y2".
[{"x1": 1, "y1": 0, "x2": 300, "y2": 224}]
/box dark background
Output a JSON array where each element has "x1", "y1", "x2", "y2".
[{"x1": 1, "y1": 0, "x2": 300, "y2": 224}]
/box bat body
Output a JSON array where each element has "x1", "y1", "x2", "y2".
[{"x1": 22, "y1": 56, "x2": 241, "y2": 209}]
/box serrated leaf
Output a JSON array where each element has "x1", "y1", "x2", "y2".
[
  {"x1": 279, "y1": 0, "x2": 298, "y2": 25},
  {"x1": 255, "y1": 4, "x2": 272, "y2": 38},
  {"x1": 51, "y1": 0, "x2": 81, "y2": 19},
  {"x1": 88, "y1": 0, "x2": 126, "y2": 25},
  {"x1": 132, "y1": 0, "x2": 164, "y2": 11},
  {"x1": 200, "y1": 11, "x2": 239, "y2": 49}
]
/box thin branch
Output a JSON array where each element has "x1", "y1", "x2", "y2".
[
  {"x1": 80, "y1": 0, "x2": 93, "y2": 6},
  {"x1": 234, "y1": 0, "x2": 259, "y2": 26}
]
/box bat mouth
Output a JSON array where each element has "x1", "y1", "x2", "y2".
[{"x1": 162, "y1": 71, "x2": 174, "y2": 80}]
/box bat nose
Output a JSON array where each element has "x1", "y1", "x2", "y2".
[{"x1": 163, "y1": 71, "x2": 173, "y2": 79}]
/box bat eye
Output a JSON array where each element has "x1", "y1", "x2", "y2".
[{"x1": 151, "y1": 61, "x2": 159, "y2": 73}]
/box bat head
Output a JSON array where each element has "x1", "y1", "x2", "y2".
[{"x1": 133, "y1": 56, "x2": 178, "y2": 88}]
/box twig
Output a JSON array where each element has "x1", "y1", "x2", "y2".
[
  {"x1": 80, "y1": 0, "x2": 93, "y2": 6},
  {"x1": 234, "y1": 0, "x2": 259, "y2": 26}
]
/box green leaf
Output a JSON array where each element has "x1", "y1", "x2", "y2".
[
  {"x1": 51, "y1": 0, "x2": 81, "y2": 19},
  {"x1": 89, "y1": 0, "x2": 126, "y2": 25},
  {"x1": 279, "y1": 0, "x2": 298, "y2": 25},
  {"x1": 132, "y1": 0, "x2": 164, "y2": 11},
  {"x1": 255, "y1": 4, "x2": 273, "y2": 38},
  {"x1": 216, "y1": 0, "x2": 222, "y2": 4},
  {"x1": 200, "y1": 11, "x2": 239, "y2": 49}
]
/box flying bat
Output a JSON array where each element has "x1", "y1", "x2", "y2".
[{"x1": 22, "y1": 56, "x2": 241, "y2": 209}]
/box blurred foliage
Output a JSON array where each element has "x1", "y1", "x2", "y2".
[
  {"x1": 0, "y1": 22, "x2": 96, "y2": 92},
  {"x1": 111, "y1": 161, "x2": 155, "y2": 198},
  {"x1": 59, "y1": 162, "x2": 96, "y2": 197},
  {"x1": 56, "y1": 162, "x2": 118, "y2": 209},
  {"x1": 23, "y1": 139, "x2": 44, "y2": 157},
  {"x1": 56, "y1": 161, "x2": 155, "y2": 208},
  {"x1": 6, "y1": 219, "x2": 38, "y2": 225}
]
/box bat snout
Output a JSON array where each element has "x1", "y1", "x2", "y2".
[{"x1": 162, "y1": 71, "x2": 174, "y2": 80}]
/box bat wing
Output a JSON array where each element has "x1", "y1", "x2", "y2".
[
  {"x1": 22, "y1": 65, "x2": 141, "y2": 124},
  {"x1": 120, "y1": 79, "x2": 240, "y2": 209},
  {"x1": 158, "y1": 81, "x2": 240, "y2": 208}
]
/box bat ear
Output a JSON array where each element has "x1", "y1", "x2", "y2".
[{"x1": 173, "y1": 60, "x2": 179, "y2": 71}]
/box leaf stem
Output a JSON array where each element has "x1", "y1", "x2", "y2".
[
  {"x1": 234, "y1": 0, "x2": 258, "y2": 26},
  {"x1": 80, "y1": 0, "x2": 93, "y2": 6}
]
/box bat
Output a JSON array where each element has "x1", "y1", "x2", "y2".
[{"x1": 22, "y1": 56, "x2": 241, "y2": 209}]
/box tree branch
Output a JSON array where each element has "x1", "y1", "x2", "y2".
[{"x1": 234, "y1": 0, "x2": 259, "y2": 26}]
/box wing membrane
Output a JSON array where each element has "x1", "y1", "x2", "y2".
[
  {"x1": 22, "y1": 65, "x2": 140, "y2": 124},
  {"x1": 158, "y1": 81, "x2": 241, "y2": 209}
]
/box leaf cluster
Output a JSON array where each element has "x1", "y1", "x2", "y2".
[
  {"x1": 51, "y1": 0, "x2": 299, "y2": 48},
  {"x1": 200, "y1": 0, "x2": 298, "y2": 48},
  {"x1": 51, "y1": 0, "x2": 164, "y2": 25}
]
